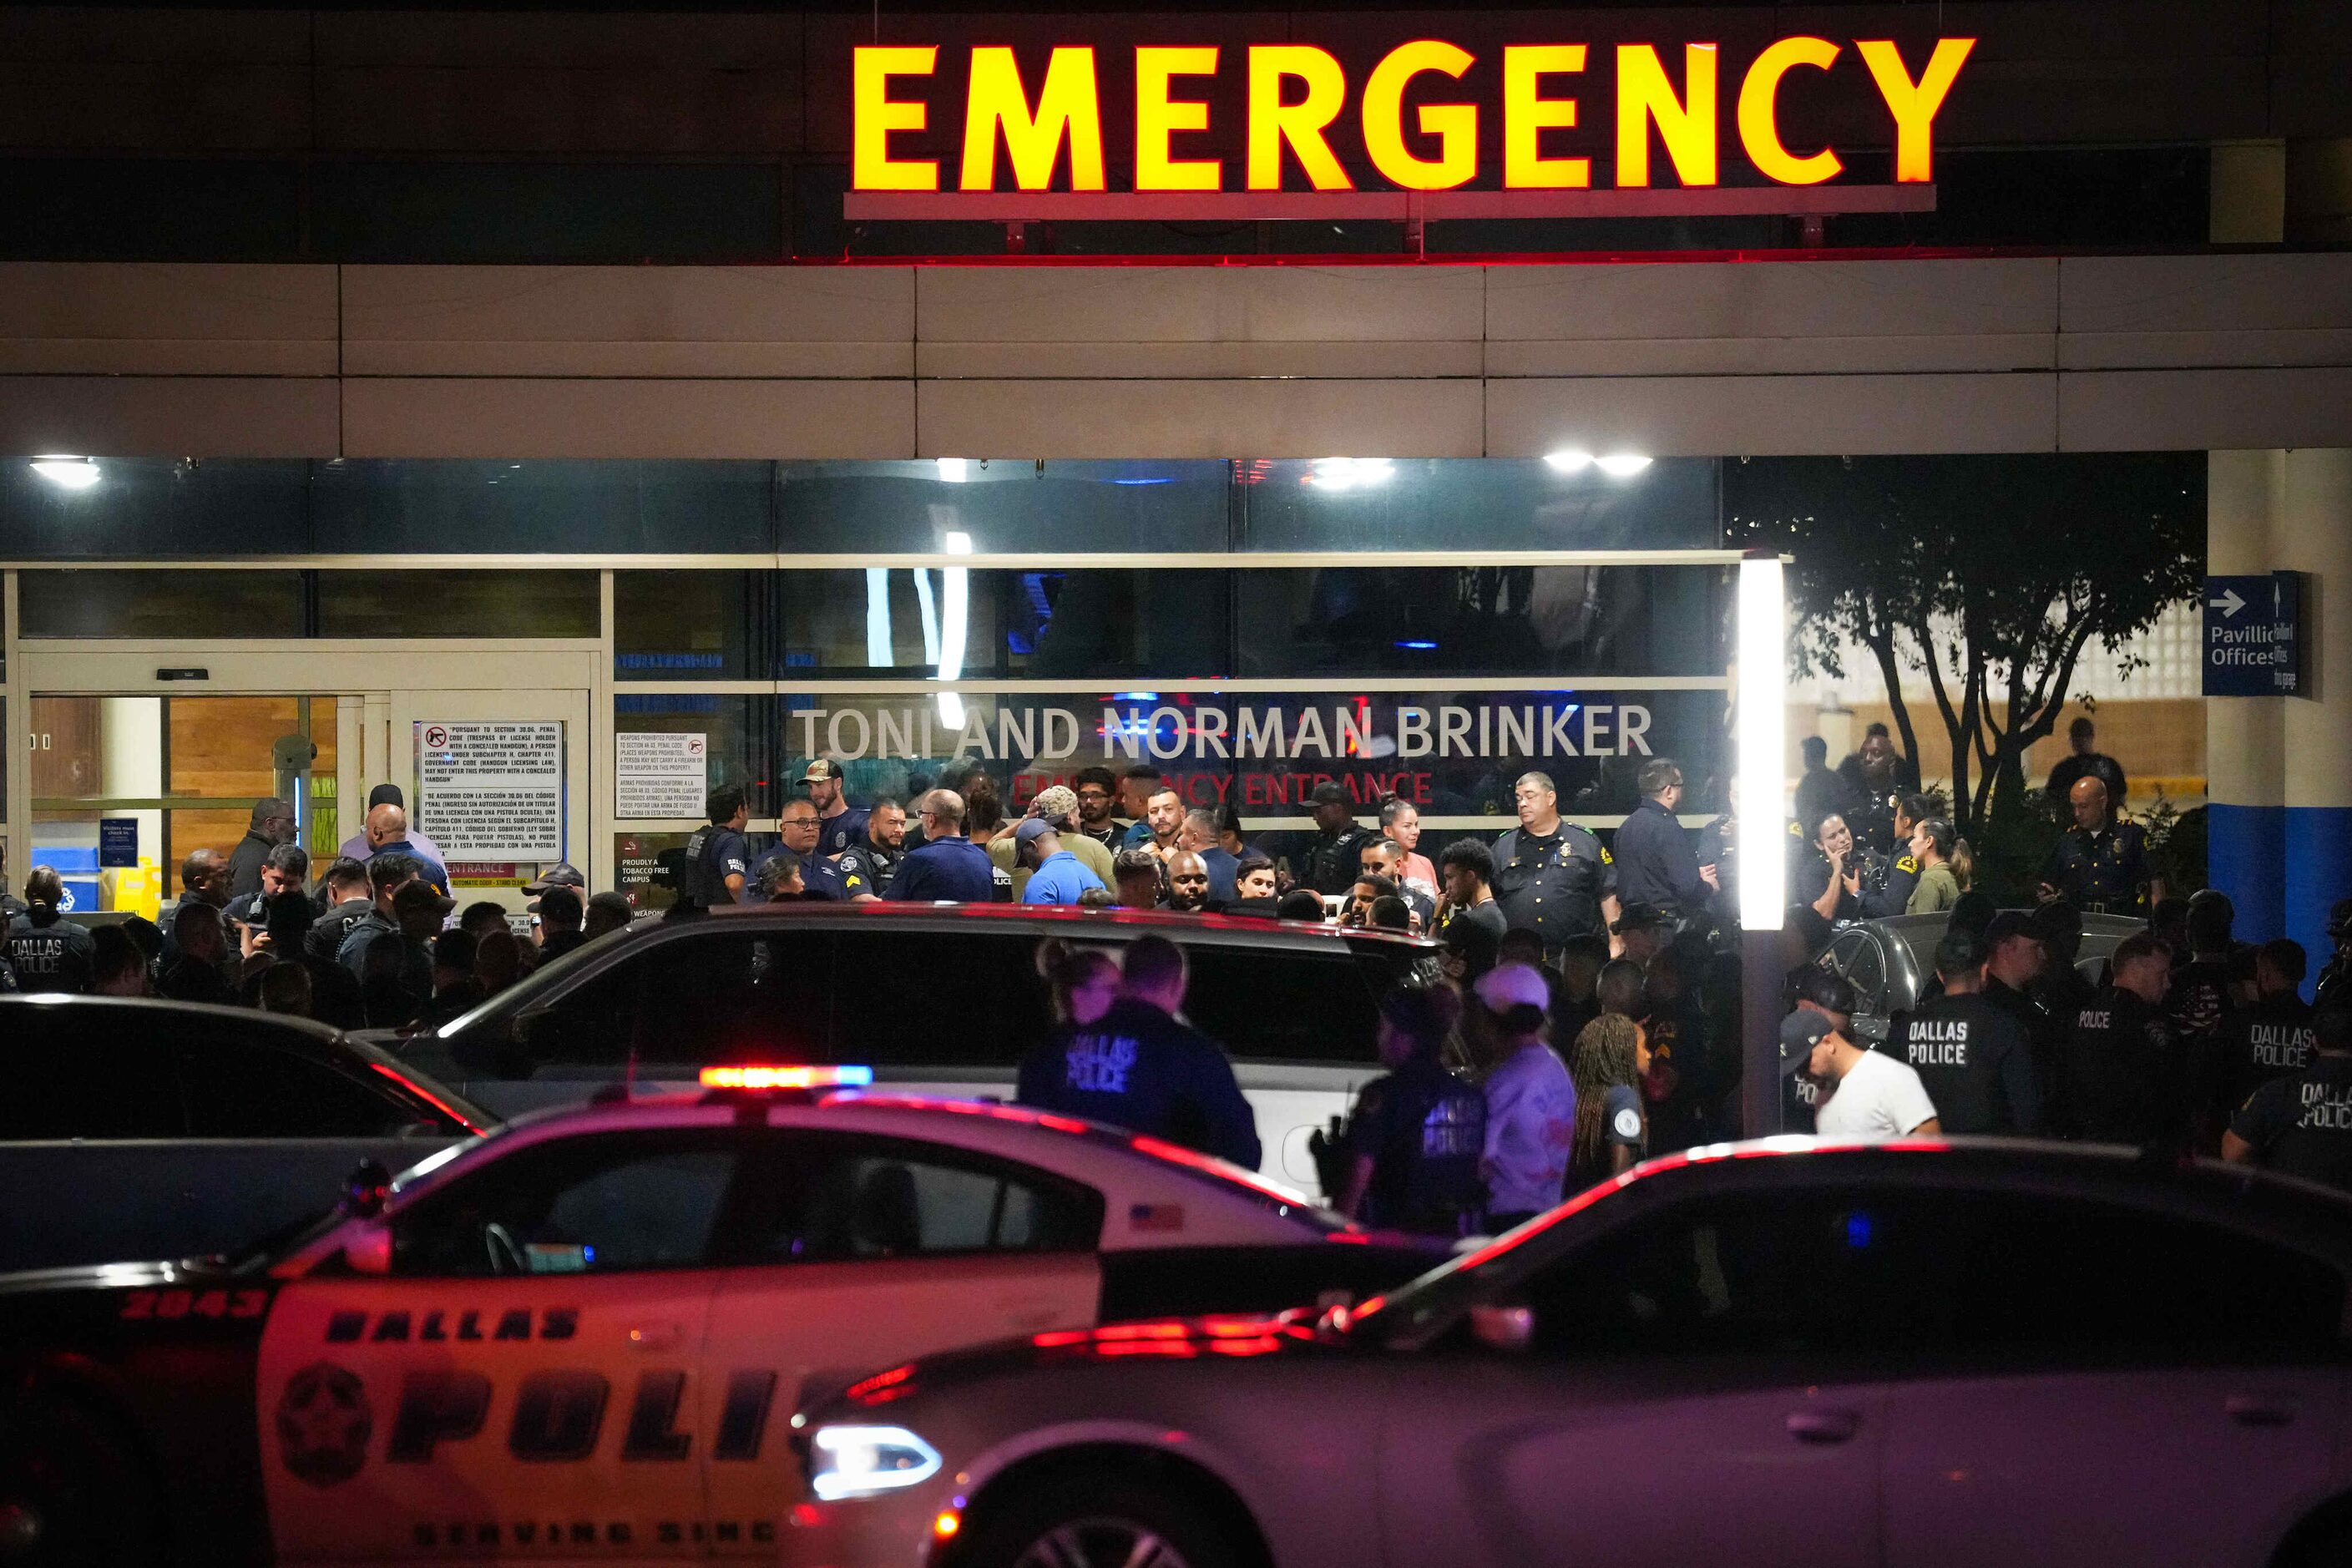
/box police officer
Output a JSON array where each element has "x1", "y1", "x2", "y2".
[
  {"x1": 756, "y1": 800, "x2": 851, "y2": 899},
  {"x1": 1296, "y1": 781, "x2": 1375, "y2": 898},
  {"x1": 1611, "y1": 758, "x2": 1714, "y2": 928},
  {"x1": 1857, "y1": 793, "x2": 1931, "y2": 918},
  {"x1": 670, "y1": 785, "x2": 751, "y2": 915},
  {"x1": 2053, "y1": 930, "x2": 2188, "y2": 1145},
  {"x1": 834, "y1": 797, "x2": 907, "y2": 902},
  {"x1": 2209, "y1": 938, "x2": 2318, "y2": 1136},
  {"x1": 799, "y1": 758, "x2": 869, "y2": 859},
  {"x1": 2318, "y1": 900, "x2": 2352, "y2": 1013},
  {"x1": 5, "y1": 867, "x2": 95, "y2": 993},
  {"x1": 1491, "y1": 770, "x2": 1618, "y2": 959},
  {"x1": 2038, "y1": 776, "x2": 2159, "y2": 917},
  {"x1": 2224, "y1": 1005, "x2": 2352, "y2": 1191},
  {"x1": 1889, "y1": 926, "x2": 2043, "y2": 1135},
  {"x1": 1332, "y1": 985, "x2": 1486, "y2": 1235}
]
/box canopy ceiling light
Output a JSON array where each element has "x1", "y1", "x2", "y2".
[{"x1": 31, "y1": 455, "x2": 100, "y2": 490}]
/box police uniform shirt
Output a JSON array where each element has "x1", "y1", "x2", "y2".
[
  {"x1": 2217, "y1": 993, "x2": 2318, "y2": 1120},
  {"x1": 4, "y1": 911, "x2": 95, "y2": 993},
  {"x1": 2058, "y1": 985, "x2": 2188, "y2": 1145},
  {"x1": 883, "y1": 836, "x2": 999, "y2": 903},
  {"x1": 1611, "y1": 797, "x2": 1708, "y2": 916},
  {"x1": 801, "y1": 855, "x2": 852, "y2": 901},
  {"x1": 1014, "y1": 997, "x2": 1262, "y2": 1169},
  {"x1": 1791, "y1": 840, "x2": 1870, "y2": 924},
  {"x1": 1697, "y1": 813, "x2": 1739, "y2": 927},
  {"x1": 1350, "y1": 1055, "x2": 1488, "y2": 1232},
  {"x1": 817, "y1": 806, "x2": 870, "y2": 860},
  {"x1": 2041, "y1": 821, "x2": 2152, "y2": 915},
  {"x1": 702, "y1": 826, "x2": 752, "y2": 903},
  {"x1": 2231, "y1": 1054, "x2": 2352, "y2": 1191},
  {"x1": 1301, "y1": 824, "x2": 1377, "y2": 898},
  {"x1": 1845, "y1": 786, "x2": 1901, "y2": 857},
  {"x1": 1491, "y1": 822, "x2": 1613, "y2": 947},
  {"x1": 834, "y1": 841, "x2": 902, "y2": 898},
  {"x1": 1893, "y1": 993, "x2": 2042, "y2": 1136},
  {"x1": 1857, "y1": 848, "x2": 1921, "y2": 919}
]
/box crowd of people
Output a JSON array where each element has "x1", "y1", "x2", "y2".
[{"x1": 0, "y1": 786, "x2": 630, "y2": 1031}]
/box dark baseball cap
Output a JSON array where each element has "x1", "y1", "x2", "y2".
[
  {"x1": 1308, "y1": 781, "x2": 1350, "y2": 806},
  {"x1": 1013, "y1": 817, "x2": 1059, "y2": 849},
  {"x1": 522, "y1": 861, "x2": 585, "y2": 895},
  {"x1": 1779, "y1": 1010, "x2": 1835, "y2": 1077},
  {"x1": 799, "y1": 759, "x2": 848, "y2": 784},
  {"x1": 1935, "y1": 924, "x2": 1990, "y2": 978},
  {"x1": 392, "y1": 881, "x2": 456, "y2": 918},
  {"x1": 1984, "y1": 909, "x2": 2045, "y2": 950}
]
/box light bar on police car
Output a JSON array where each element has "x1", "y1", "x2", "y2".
[
  {"x1": 808, "y1": 1424, "x2": 944, "y2": 1500},
  {"x1": 699, "y1": 1064, "x2": 876, "y2": 1090}
]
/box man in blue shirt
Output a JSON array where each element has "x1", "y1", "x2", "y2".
[
  {"x1": 755, "y1": 800, "x2": 850, "y2": 899},
  {"x1": 1016, "y1": 817, "x2": 1106, "y2": 905},
  {"x1": 886, "y1": 790, "x2": 999, "y2": 903},
  {"x1": 1177, "y1": 807, "x2": 1239, "y2": 906}
]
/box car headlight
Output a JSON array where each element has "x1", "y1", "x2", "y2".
[{"x1": 809, "y1": 1424, "x2": 943, "y2": 1501}]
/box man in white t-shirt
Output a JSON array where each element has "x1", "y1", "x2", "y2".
[
  {"x1": 1781, "y1": 1010, "x2": 1941, "y2": 1140},
  {"x1": 1475, "y1": 963, "x2": 1579, "y2": 1229}
]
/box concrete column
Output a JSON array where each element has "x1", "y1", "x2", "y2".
[
  {"x1": 2207, "y1": 450, "x2": 2287, "y2": 941},
  {"x1": 2281, "y1": 449, "x2": 2352, "y2": 968}
]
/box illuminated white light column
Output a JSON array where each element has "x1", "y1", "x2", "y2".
[{"x1": 1737, "y1": 552, "x2": 1789, "y2": 1136}]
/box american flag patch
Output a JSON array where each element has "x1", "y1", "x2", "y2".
[{"x1": 1130, "y1": 1203, "x2": 1186, "y2": 1232}]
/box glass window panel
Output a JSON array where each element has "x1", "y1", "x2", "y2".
[
  {"x1": 314, "y1": 569, "x2": 597, "y2": 638},
  {"x1": 1240, "y1": 458, "x2": 1720, "y2": 553},
  {"x1": 615, "y1": 570, "x2": 766, "y2": 681},
  {"x1": 1237, "y1": 565, "x2": 1727, "y2": 679},
  {"x1": 777, "y1": 460, "x2": 1228, "y2": 554},
  {"x1": 776, "y1": 569, "x2": 1230, "y2": 680},
  {"x1": 615, "y1": 695, "x2": 773, "y2": 820},
  {"x1": 18, "y1": 570, "x2": 304, "y2": 638},
  {"x1": 311, "y1": 459, "x2": 772, "y2": 554},
  {"x1": 0, "y1": 158, "x2": 305, "y2": 262},
  {"x1": 0, "y1": 459, "x2": 311, "y2": 559}
]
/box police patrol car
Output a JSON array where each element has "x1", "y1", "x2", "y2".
[{"x1": 0, "y1": 1070, "x2": 1438, "y2": 1565}]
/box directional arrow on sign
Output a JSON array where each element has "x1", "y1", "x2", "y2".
[{"x1": 2210, "y1": 588, "x2": 2246, "y2": 618}]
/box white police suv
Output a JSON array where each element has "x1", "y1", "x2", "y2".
[
  {"x1": 0, "y1": 1067, "x2": 1439, "y2": 1565},
  {"x1": 793, "y1": 1137, "x2": 2352, "y2": 1568}
]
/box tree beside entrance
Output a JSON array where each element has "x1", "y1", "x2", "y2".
[{"x1": 1727, "y1": 453, "x2": 2203, "y2": 853}]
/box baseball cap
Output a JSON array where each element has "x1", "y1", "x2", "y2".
[
  {"x1": 799, "y1": 759, "x2": 848, "y2": 784},
  {"x1": 522, "y1": 861, "x2": 585, "y2": 895},
  {"x1": 367, "y1": 783, "x2": 406, "y2": 811},
  {"x1": 392, "y1": 881, "x2": 457, "y2": 918},
  {"x1": 1474, "y1": 961, "x2": 1551, "y2": 1014},
  {"x1": 1013, "y1": 817, "x2": 1059, "y2": 849},
  {"x1": 1030, "y1": 784, "x2": 1079, "y2": 823},
  {"x1": 1984, "y1": 909, "x2": 2044, "y2": 949},
  {"x1": 1935, "y1": 923, "x2": 1990, "y2": 978},
  {"x1": 1779, "y1": 1010, "x2": 1835, "y2": 1077},
  {"x1": 1308, "y1": 781, "x2": 1350, "y2": 806}
]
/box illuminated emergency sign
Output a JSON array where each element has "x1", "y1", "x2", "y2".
[{"x1": 849, "y1": 35, "x2": 1972, "y2": 214}]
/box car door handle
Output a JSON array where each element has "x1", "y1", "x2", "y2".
[
  {"x1": 1786, "y1": 1409, "x2": 1863, "y2": 1444},
  {"x1": 626, "y1": 1320, "x2": 685, "y2": 1352},
  {"x1": 2225, "y1": 1395, "x2": 2299, "y2": 1429}
]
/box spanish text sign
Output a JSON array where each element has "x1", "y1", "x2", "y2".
[
  {"x1": 417, "y1": 721, "x2": 564, "y2": 859},
  {"x1": 2204, "y1": 573, "x2": 2301, "y2": 696}
]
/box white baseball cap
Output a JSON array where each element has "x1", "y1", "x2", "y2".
[{"x1": 1474, "y1": 962, "x2": 1551, "y2": 1014}]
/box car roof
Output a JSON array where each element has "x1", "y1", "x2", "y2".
[{"x1": 0, "y1": 993, "x2": 495, "y2": 1130}]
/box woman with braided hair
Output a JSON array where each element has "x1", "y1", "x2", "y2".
[{"x1": 1567, "y1": 1013, "x2": 1650, "y2": 1194}]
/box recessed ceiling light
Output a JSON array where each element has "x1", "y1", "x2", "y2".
[
  {"x1": 1543, "y1": 450, "x2": 1593, "y2": 473},
  {"x1": 1596, "y1": 453, "x2": 1654, "y2": 477},
  {"x1": 31, "y1": 455, "x2": 100, "y2": 490}
]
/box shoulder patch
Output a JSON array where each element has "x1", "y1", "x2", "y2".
[
  {"x1": 1896, "y1": 855, "x2": 1918, "y2": 873},
  {"x1": 1599, "y1": 847, "x2": 1613, "y2": 864},
  {"x1": 1611, "y1": 1105, "x2": 1643, "y2": 1140},
  {"x1": 1788, "y1": 821, "x2": 1803, "y2": 836}
]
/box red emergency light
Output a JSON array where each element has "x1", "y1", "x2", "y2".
[{"x1": 699, "y1": 1064, "x2": 877, "y2": 1090}]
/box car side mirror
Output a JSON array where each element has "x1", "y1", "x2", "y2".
[
  {"x1": 343, "y1": 1159, "x2": 392, "y2": 1218},
  {"x1": 1469, "y1": 1302, "x2": 1535, "y2": 1354}
]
